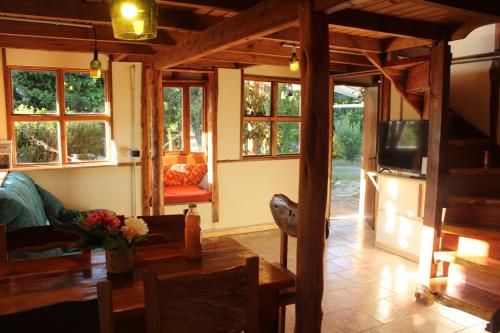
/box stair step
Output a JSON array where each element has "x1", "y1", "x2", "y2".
[
  {"x1": 434, "y1": 251, "x2": 500, "y2": 278},
  {"x1": 441, "y1": 224, "x2": 500, "y2": 240},
  {"x1": 448, "y1": 168, "x2": 500, "y2": 176},
  {"x1": 448, "y1": 138, "x2": 489, "y2": 147},
  {"x1": 446, "y1": 196, "x2": 500, "y2": 206},
  {"x1": 422, "y1": 277, "x2": 500, "y2": 321}
]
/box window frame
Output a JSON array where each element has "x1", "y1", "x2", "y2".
[
  {"x1": 240, "y1": 75, "x2": 302, "y2": 159},
  {"x1": 5, "y1": 65, "x2": 112, "y2": 167},
  {"x1": 162, "y1": 81, "x2": 207, "y2": 156}
]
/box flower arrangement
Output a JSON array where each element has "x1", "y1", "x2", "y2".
[{"x1": 56, "y1": 210, "x2": 150, "y2": 252}]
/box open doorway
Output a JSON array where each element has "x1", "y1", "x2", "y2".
[{"x1": 330, "y1": 85, "x2": 365, "y2": 222}]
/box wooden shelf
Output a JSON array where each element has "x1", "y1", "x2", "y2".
[
  {"x1": 426, "y1": 277, "x2": 500, "y2": 321},
  {"x1": 446, "y1": 196, "x2": 500, "y2": 206},
  {"x1": 441, "y1": 224, "x2": 500, "y2": 240},
  {"x1": 434, "y1": 251, "x2": 500, "y2": 277}
]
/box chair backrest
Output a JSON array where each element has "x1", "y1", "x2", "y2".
[
  {"x1": 143, "y1": 256, "x2": 259, "y2": 333},
  {"x1": 139, "y1": 215, "x2": 185, "y2": 245},
  {"x1": 0, "y1": 224, "x2": 79, "y2": 262}
]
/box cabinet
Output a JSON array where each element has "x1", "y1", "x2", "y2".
[{"x1": 375, "y1": 174, "x2": 425, "y2": 262}]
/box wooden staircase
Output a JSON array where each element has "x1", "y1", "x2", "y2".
[{"x1": 419, "y1": 120, "x2": 500, "y2": 332}]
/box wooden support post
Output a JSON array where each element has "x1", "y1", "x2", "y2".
[
  {"x1": 141, "y1": 64, "x2": 153, "y2": 216},
  {"x1": 418, "y1": 40, "x2": 451, "y2": 280},
  {"x1": 151, "y1": 70, "x2": 164, "y2": 215},
  {"x1": 207, "y1": 71, "x2": 220, "y2": 223},
  {"x1": 379, "y1": 76, "x2": 391, "y2": 121},
  {"x1": 325, "y1": 77, "x2": 334, "y2": 221},
  {"x1": 489, "y1": 24, "x2": 500, "y2": 153},
  {"x1": 296, "y1": 0, "x2": 330, "y2": 332}
]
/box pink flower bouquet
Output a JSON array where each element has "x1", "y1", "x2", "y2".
[{"x1": 56, "y1": 210, "x2": 149, "y2": 252}]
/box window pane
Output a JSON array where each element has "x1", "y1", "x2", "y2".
[
  {"x1": 278, "y1": 83, "x2": 301, "y2": 116},
  {"x1": 244, "y1": 80, "x2": 271, "y2": 116},
  {"x1": 15, "y1": 121, "x2": 59, "y2": 163},
  {"x1": 163, "y1": 87, "x2": 183, "y2": 152},
  {"x1": 11, "y1": 70, "x2": 57, "y2": 114},
  {"x1": 66, "y1": 121, "x2": 107, "y2": 162},
  {"x1": 277, "y1": 122, "x2": 300, "y2": 155},
  {"x1": 64, "y1": 72, "x2": 106, "y2": 114},
  {"x1": 189, "y1": 87, "x2": 203, "y2": 152},
  {"x1": 242, "y1": 121, "x2": 271, "y2": 156}
]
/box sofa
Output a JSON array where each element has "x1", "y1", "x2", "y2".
[
  {"x1": 0, "y1": 172, "x2": 80, "y2": 232},
  {"x1": 163, "y1": 164, "x2": 212, "y2": 204}
]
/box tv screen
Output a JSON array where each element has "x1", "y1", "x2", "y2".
[{"x1": 378, "y1": 120, "x2": 429, "y2": 173}]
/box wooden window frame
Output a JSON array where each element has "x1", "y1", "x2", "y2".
[
  {"x1": 241, "y1": 74, "x2": 302, "y2": 160},
  {"x1": 5, "y1": 65, "x2": 113, "y2": 168},
  {"x1": 162, "y1": 81, "x2": 207, "y2": 156}
]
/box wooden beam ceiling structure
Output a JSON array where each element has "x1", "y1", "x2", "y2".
[
  {"x1": 152, "y1": 0, "x2": 366, "y2": 69},
  {"x1": 404, "y1": 0, "x2": 500, "y2": 20},
  {"x1": 157, "y1": 0, "x2": 260, "y2": 12},
  {"x1": 0, "y1": 0, "x2": 222, "y2": 32}
]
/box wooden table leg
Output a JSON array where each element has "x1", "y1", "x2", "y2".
[{"x1": 259, "y1": 289, "x2": 280, "y2": 333}]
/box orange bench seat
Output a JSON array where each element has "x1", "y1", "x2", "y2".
[{"x1": 164, "y1": 185, "x2": 212, "y2": 205}]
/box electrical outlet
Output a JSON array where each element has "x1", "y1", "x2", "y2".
[{"x1": 130, "y1": 149, "x2": 140, "y2": 158}]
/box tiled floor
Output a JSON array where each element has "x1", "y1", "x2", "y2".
[{"x1": 232, "y1": 215, "x2": 488, "y2": 333}]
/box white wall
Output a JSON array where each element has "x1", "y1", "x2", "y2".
[
  {"x1": 214, "y1": 66, "x2": 300, "y2": 229},
  {"x1": 0, "y1": 49, "x2": 143, "y2": 217},
  {"x1": 450, "y1": 24, "x2": 497, "y2": 141}
]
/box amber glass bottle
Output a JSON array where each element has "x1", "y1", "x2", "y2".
[{"x1": 185, "y1": 204, "x2": 202, "y2": 262}]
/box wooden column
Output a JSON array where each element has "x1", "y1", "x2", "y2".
[
  {"x1": 141, "y1": 64, "x2": 153, "y2": 216},
  {"x1": 325, "y1": 77, "x2": 334, "y2": 221},
  {"x1": 419, "y1": 40, "x2": 451, "y2": 280},
  {"x1": 207, "y1": 71, "x2": 220, "y2": 223},
  {"x1": 379, "y1": 76, "x2": 391, "y2": 121},
  {"x1": 151, "y1": 70, "x2": 164, "y2": 215},
  {"x1": 296, "y1": 0, "x2": 330, "y2": 332},
  {"x1": 489, "y1": 23, "x2": 500, "y2": 152}
]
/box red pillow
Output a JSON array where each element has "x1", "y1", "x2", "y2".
[{"x1": 163, "y1": 164, "x2": 207, "y2": 187}]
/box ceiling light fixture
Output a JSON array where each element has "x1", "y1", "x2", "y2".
[
  {"x1": 90, "y1": 26, "x2": 102, "y2": 79},
  {"x1": 110, "y1": 0, "x2": 158, "y2": 40},
  {"x1": 289, "y1": 46, "x2": 300, "y2": 72}
]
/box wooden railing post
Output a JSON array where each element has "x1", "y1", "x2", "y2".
[
  {"x1": 141, "y1": 64, "x2": 153, "y2": 216},
  {"x1": 151, "y1": 70, "x2": 164, "y2": 215},
  {"x1": 489, "y1": 23, "x2": 500, "y2": 155},
  {"x1": 296, "y1": 0, "x2": 330, "y2": 332},
  {"x1": 419, "y1": 40, "x2": 451, "y2": 280}
]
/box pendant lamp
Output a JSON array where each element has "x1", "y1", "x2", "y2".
[
  {"x1": 110, "y1": 0, "x2": 158, "y2": 40},
  {"x1": 90, "y1": 26, "x2": 102, "y2": 79}
]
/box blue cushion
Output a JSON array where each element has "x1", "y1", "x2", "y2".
[
  {"x1": 0, "y1": 172, "x2": 49, "y2": 231},
  {"x1": 36, "y1": 184, "x2": 64, "y2": 219}
]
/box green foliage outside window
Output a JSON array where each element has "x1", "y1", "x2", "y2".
[
  {"x1": 15, "y1": 122, "x2": 59, "y2": 163},
  {"x1": 12, "y1": 70, "x2": 57, "y2": 114},
  {"x1": 66, "y1": 122, "x2": 107, "y2": 161},
  {"x1": 189, "y1": 87, "x2": 203, "y2": 152},
  {"x1": 163, "y1": 87, "x2": 184, "y2": 152},
  {"x1": 64, "y1": 72, "x2": 105, "y2": 114}
]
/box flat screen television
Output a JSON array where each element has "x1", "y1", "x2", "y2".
[{"x1": 378, "y1": 120, "x2": 429, "y2": 174}]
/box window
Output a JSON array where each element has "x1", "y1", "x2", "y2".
[
  {"x1": 242, "y1": 77, "x2": 301, "y2": 157},
  {"x1": 8, "y1": 68, "x2": 111, "y2": 166},
  {"x1": 163, "y1": 83, "x2": 205, "y2": 154}
]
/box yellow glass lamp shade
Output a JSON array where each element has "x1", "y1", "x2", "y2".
[
  {"x1": 110, "y1": 0, "x2": 158, "y2": 40},
  {"x1": 290, "y1": 51, "x2": 300, "y2": 72},
  {"x1": 90, "y1": 51, "x2": 102, "y2": 79}
]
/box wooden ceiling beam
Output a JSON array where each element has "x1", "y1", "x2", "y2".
[
  {"x1": 226, "y1": 40, "x2": 373, "y2": 66},
  {"x1": 329, "y1": 9, "x2": 450, "y2": 41},
  {"x1": 264, "y1": 27, "x2": 383, "y2": 53},
  {"x1": 157, "y1": 0, "x2": 260, "y2": 12},
  {"x1": 0, "y1": 34, "x2": 156, "y2": 55},
  {"x1": 153, "y1": 0, "x2": 357, "y2": 69},
  {"x1": 0, "y1": 20, "x2": 176, "y2": 45},
  {"x1": 0, "y1": 0, "x2": 222, "y2": 32},
  {"x1": 404, "y1": 0, "x2": 500, "y2": 20},
  {"x1": 383, "y1": 37, "x2": 431, "y2": 52}
]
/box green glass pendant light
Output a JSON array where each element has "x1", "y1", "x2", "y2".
[{"x1": 110, "y1": 0, "x2": 158, "y2": 40}]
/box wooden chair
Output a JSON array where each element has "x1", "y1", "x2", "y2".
[
  {"x1": 0, "y1": 224, "x2": 79, "y2": 262},
  {"x1": 138, "y1": 214, "x2": 185, "y2": 245},
  {"x1": 97, "y1": 256, "x2": 259, "y2": 333}
]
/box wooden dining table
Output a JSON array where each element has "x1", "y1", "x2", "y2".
[{"x1": 0, "y1": 236, "x2": 295, "y2": 333}]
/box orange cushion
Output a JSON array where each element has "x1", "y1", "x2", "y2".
[
  {"x1": 163, "y1": 164, "x2": 207, "y2": 187},
  {"x1": 164, "y1": 185, "x2": 212, "y2": 204}
]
